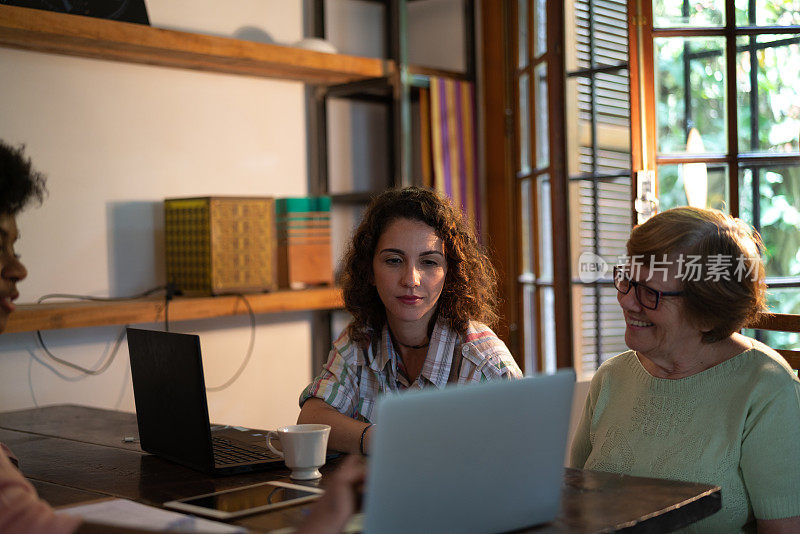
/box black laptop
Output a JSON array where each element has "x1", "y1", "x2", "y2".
[{"x1": 126, "y1": 327, "x2": 283, "y2": 475}]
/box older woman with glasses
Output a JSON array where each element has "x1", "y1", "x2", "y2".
[{"x1": 570, "y1": 207, "x2": 800, "y2": 533}]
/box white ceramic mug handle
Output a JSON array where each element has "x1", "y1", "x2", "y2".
[{"x1": 266, "y1": 431, "x2": 284, "y2": 458}]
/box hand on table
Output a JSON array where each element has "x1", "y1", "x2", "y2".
[
  {"x1": 1, "y1": 442, "x2": 19, "y2": 469},
  {"x1": 296, "y1": 455, "x2": 366, "y2": 534}
]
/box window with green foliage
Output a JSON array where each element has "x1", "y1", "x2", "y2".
[{"x1": 651, "y1": 0, "x2": 800, "y2": 352}]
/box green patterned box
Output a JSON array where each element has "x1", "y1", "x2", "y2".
[{"x1": 164, "y1": 197, "x2": 277, "y2": 295}]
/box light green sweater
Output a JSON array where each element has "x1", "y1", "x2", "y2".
[{"x1": 569, "y1": 342, "x2": 800, "y2": 533}]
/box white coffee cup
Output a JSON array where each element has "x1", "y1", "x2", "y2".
[{"x1": 266, "y1": 424, "x2": 331, "y2": 480}]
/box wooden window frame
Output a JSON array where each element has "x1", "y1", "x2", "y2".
[
  {"x1": 629, "y1": 0, "x2": 800, "y2": 218},
  {"x1": 481, "y1": 0, "x2": 573, "y2": 372}
]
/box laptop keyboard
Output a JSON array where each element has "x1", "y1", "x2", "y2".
[{"x1": 212, "y1": 436, "x2": 281, "y2": 465}]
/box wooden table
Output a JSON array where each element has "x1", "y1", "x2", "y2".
[{"x1": 0, "y1": 405, "x2": 721, "y2": 533}]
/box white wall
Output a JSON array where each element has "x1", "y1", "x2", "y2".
[
  {"x1": 323, "y1": 0, "x2": 466, "y2": 268},
  {"x1": 0, "y1": 0, "x2": 312, "y2": 430},
  {"x1": 0, "y1": 0, "x2": 467, "y2": 431}
]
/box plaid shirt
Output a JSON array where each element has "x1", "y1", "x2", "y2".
[{"x1": 299, "y1": 319, "x2": 522, "y2": 423}]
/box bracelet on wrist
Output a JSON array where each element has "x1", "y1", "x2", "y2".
[{"x1": 359, "y1": 423, "x2": 373, "y2": 456}]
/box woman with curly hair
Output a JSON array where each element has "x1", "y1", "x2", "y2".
[{"x1": 298, "y1": 186, "x2": 522, "y2": 454}]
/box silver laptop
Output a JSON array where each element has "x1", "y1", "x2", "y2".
[{"x1": 363, "y1": 369, "x2": 575, "y2": 534}]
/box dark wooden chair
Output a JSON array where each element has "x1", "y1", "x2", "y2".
[{"x1": 748, "y1": 313, "x2": 800, "y2": 370}]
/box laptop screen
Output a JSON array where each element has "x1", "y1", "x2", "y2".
[
  {"x1": 127, "y1": 328, "x2": 215, "y2": 471},
  {"x1": 363, "y1": 370, "x2": 575, "y2": 534}
]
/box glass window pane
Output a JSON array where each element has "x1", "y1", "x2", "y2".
[
  {"x1": 519, "y1": 73, "x2": 531, "y2": 173},
  {"x1": 735, "y1": 0, "x2": 800, "y2": 26},
  {"x1": 540, "y1": 286, "x2": 557, "y2": 373},
  {"x1": 523, "y1": 283, "x2": 537, "y2": 374},
  {"x1": 750, "y1": 324, "x2": 800, "y2": 356},
  {"x1": 744, "y1": 288, "x2": 800, "y2": 356},
  {"x1": 736, "y1": 34, "x2": 800, "y2": 154},
  {"x1": 534, "y1": 0, "x2": 547, "y2": 57},
  {"x1": 739, "y1": 165, "x2": 800, "y2": 278},
  {"x1": 567, "y1": 76, "x2": 581, "y2": 176},
  {"x1": 657, "y1": 163, "x2": 729, "y2": 211},
  {"x1": 518, "y1": 0, "x2": 528, "y2": 68},
  {"x1": 655, "y1": 37, "x2": 726, "y2": 154},
  {"x1": 520, "y1": 178, "x2": 533, "y2": 275},
  {"x1": 654, "y1": 0, "x2": 724, "y2": 27},
  {"x1": 746, "y1": 327, "x2": 800, "y2": 361},
  {"x1": 739, "y1": 165, "x2": 754, "y2": 223},
  {"x1": 767, "y1": 287, "x2": 800, "y2": 315},
  {"x1": 538, "y1": 174, "x2": 553, "y2": 280},
  {"x1": 535, "y1": 63, "x2": 550, "y2": 168}
]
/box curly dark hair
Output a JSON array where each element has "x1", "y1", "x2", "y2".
[
  {"x1": 0, "y1": 141, "x2": 47, "y2": 216},
  {"x1": 340, "y1": 186, "x2": 499, "y2": 343}
]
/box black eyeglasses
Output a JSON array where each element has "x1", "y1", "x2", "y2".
[{"x1": 612, "y1": 266, "x2": 684, "y2": 310}]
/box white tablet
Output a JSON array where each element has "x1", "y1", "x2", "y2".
[{"x1": 164, "y1": 480, "x2": 324, "y2": 520}]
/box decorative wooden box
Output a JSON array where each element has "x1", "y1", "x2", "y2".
[
  {"x1": 276, "y1": 197, "x2": 333, "y2": 289},
  {"x1": 164, "y1": 197, "x2": 278, "y2": 295}
]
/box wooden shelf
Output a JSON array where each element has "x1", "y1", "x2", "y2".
[
  {"x1": 0, "y1": 5, "x2": 387, "y2": 84},
  {"x1": 5, "y1": 288, "x2": 344, "y2": 333}
]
